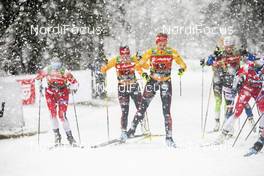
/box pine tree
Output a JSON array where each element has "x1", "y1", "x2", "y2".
[{"x1": 202, "y1": 0, "x2": 264, "y2": 51}]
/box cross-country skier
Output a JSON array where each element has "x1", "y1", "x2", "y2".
[
  {"x1": 200, "y1": 45, "x2": 226, "y2": 132},
  {"x1": 35, "y1": 57, "x2": 79, "y2": 146},
  {"x1": 216, "y1": 57, "x2": 264, "y2": 144},
  {"x1": 200, "y1": 36, "x2": 255, "y2": 133},
  {"x1": 126, "y1": 33, "x2": 187, "y2": 147},
  {"x1": 101, "y1": 46, "x2": 145, "y2": 142}
]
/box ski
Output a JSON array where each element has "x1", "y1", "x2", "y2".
[
  {"x1": 140, "y1": 133, "x2": 164, "y2": 139},
  {"x1": 49, "y1": 143, "x2": 85, "y2": 150},
  {"x1": 206, "y1": 130, "x2": 219, "y2": 134},
  {"x1": 113, "y1": 134, "x2": 165, "y2": 146},
  {"x1": 244, "y1": 148, "x2": 258, "y2": 157},
  {"x1": 91, "y1": 139, "x2": 120, "y2": 149},
  {"x1": 128, "y1": 133, "x2": 165, "y2": 143},
  {"x1": 200, "y1": 141, "x2": 223, "y2": 148},
  {"x1": 91, "y1": 134, "x2": 149, "y2": 148}
]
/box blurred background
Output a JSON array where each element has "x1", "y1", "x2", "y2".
[{"x1": 0, "y1": 0, "x2": 263, "y2": 75}]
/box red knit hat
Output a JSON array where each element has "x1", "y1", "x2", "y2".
[
  {"x1": 119, "y1": 46, "x2": 130, "y2": 55},
  {"x1": 156, "y1": 33, "x2": 168, "y2": 44}
]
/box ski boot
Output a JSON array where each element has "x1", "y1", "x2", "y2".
[
  {"x1": 215, "y1": 130, "x2": 229, "y2": 144},
  {"x1": 66, "y1": 131, "x2": 77, "y2": 145},
  {"x1": 127, "y1": 121, "x2": 137, "y2": 138},
  {"x1": 53, "y1": 129, "x2": 62, "y2": 146},
  {"x1": 165, "y1": 136, "x2": 176, "y2": 148},
  {"x1": 120, "y1": 130, "x2": 128, "y2": 143},
  {"x1": 227, "y1": 126, "x2": 234, "y2": 139},
  {"x1": 244, "y1": 147, "x2": 258, "y2": 157},
  {"x1": 245, "y1": 137, "x2": 264, "y2": 157},
  {"x1": 127, "y1": 128, "x2": 135, "y2": 138},
  {"x1": 213, "y1": 119, "x2": 220, "y2": 132},
  {"x1": 251, "y1": 140, "x2": 263, "y2": 153}
]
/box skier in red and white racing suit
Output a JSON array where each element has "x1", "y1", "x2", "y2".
[
  {"x1": 217, "y1": 58, "x2": 264, "y2": 143},
  {"x1": 35, "y1": 57, "x2": 79, "y2": 145}
]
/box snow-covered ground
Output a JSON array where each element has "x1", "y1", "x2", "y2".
[{"x1": 0, "y1": 63, "x2": 263, "y2": 176}]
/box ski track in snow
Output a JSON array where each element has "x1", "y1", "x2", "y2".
[{"x1": 0, "y1": 68, "x2": 264, "y2": 176}]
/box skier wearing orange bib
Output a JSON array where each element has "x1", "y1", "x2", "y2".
[
  {"x1": 127, "y1": 33, "x2": 187, "y2": 147},
  {"x1": 101, "y1": 46, "x2": 144, "y2": 141}
]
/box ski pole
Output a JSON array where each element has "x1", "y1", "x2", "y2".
[
  {"x1": 251, "y1": 93, "x2": 264, "y2": 116},
  {"x1": 71, "y1": 92, "x2": 81, "y2": 144},
  {"x1": 37, "y1": 80, "x2": 42, "y2": 145},
  {"x1": 139, "y1": 79, "x2": 151, "y2": 134},
  {"x1": 238, "y1": 115, "x2": 241, "y2": 131},
  {"x1": 201, "y1": 65, "x2": 204, "y2": 132},
  {"x1": 104, "y1": 75, "x2": 110, "y2": 141},
  {"x1": 202, "y1": 77, "x2": 213, "y2": 138},
  {"x1": 232, "y1": 117, "x2": 248, "y2": 147},
  {"x1": 245, "y1": 113, "x2": 264, "y2": 141},
  {"x1": 0, "y1": 102, "x2": 5, "y2": 118},
  {"x1": 145, "y1": 111, "x2": 151, "y2": 133},
  {"x1": 250, "y1": 89, "x2": 264, "y2": 111},
  {"x1": 106, "y1": 97, "x2": 110, "y2": 141},
  {"x1": 179, "y1": 76, "x2": 182, "y2": 96},
  {"x1": 256, "y1": 104, "x2": 261, "y2": 117},
  {"x1": 91, "y1": 69, "x2": 95, "y2": 98}
]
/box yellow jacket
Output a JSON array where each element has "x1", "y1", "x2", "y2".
[
  {"x1": 139, "y1": 47, "x2": 187, "y2": 81},
  {"x1": 101, "y1": 55, "x2": 144, "y2": 75}
]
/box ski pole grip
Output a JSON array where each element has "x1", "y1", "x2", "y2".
[{"x1": 0, "y1": 102, "x2": 5, "y2": 118}]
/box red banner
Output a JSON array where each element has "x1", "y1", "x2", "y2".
[{"x1": 17, "y1": 79, "x2": 35, "y2": 105}]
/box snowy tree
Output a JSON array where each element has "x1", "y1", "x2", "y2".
[
  {"x1": 0, "y1": 0, "x2": 129, "y2": 74},
  {"x1": 202, "y1": 0, "x2": 264, "y2": 53},
  {"x1": 1, "y1": 0, "x2": 263, "y2": 75}
]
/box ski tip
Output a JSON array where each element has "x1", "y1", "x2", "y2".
[
  {"x1": 48, "y1": 143, "x2": 85, "y2": 150},
  {"x1": 200, "y1": 141, "x2": 222, "y2": 148},
  {"x1": 206, "y1": 130, "x2": 219, "y2": 134},
  {"x1": 244, "y1": 152, "x2": 254, "y2": 157},
  {"x1": 244, "y1": 150, "x2": 257, "y2": 157}
]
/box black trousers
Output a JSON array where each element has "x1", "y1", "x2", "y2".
[
  {"x1": 130, "y1": 78, "x2": 173, "y2": 137},
  {"x1": 118, "y1": 82, "x2": 142, "y2": 130}
]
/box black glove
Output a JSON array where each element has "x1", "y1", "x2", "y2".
[
  {"x1": 240, "y1": 49, "x2": 248, "y2": 56},
  {"x1": 141, "y1": 72, "x2": 150, "y2": 82},
  {"x1": 214, "y1": 49, "x2": 220, "y2": 57},
  {"x1": 200, "y1": 59, "x2": 205, "y2": 66},
  {"x1": 214, "y1": 46, "x2": 223, "y2": 57},
  {"x1": 178, "y1": 68, "x2": 185, "y2": 76}
]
